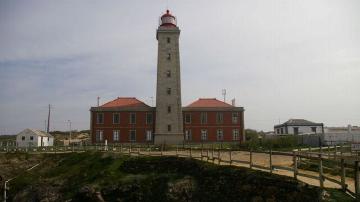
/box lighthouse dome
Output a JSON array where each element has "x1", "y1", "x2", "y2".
[{"x1": 159, "y1": 10, "x2": 177, "y2": 27}]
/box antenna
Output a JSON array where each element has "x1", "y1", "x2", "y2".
[
  {"x1": 222, "y1": 89, "x2": 226, "y2": 102},
  {"x1": 47, "y1": 104, "x2": 51, "y2": 133}
]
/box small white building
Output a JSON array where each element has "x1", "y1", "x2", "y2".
[
  {"x1": 16, "y1": 129, "x2": 54, "y2": 147},
  {"x1": 324, "y1": 125, "x2": 360, "y2": 145},
  {"x1": 274, "y1": 119, "x2": 324, "y2": 135}
]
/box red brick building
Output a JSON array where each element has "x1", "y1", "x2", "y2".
[{"x1": 90, "y1": 97, "x2": 244, "y2": 144}]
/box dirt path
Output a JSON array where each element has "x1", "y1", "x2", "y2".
[{"x1": 165, "y1": 150, "x2": 355, "y2": 193}]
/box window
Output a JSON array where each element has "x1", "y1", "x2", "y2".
[
  {"x1": 168, "y1": 124, "x2": 172, "y2": 132},
  {"x1": 96, "y1": 113, "x2": 104, "y2": 124},
  {"x1": 311, "y1": 127, "x2": 317, "y2": 133},
  {"x1": 167, "y1": 53, "x2": 171, "y2": 60},
  {"x1": 280, "y1": 128, "x2": 284, "y2": 134},
  {"x1": 113, "y1": 130, "x2": 120, "y2": 141},
  {"x1": 277, "y1": 129, "x2": 280, "y2": 134},
  {"x1": 96, "y1": 130, "x2": 103, "y2": 142},
  {"x1": 201, "y1": 130, "x2": 208, "y2": 141},
  {"x1": 232, "y1": 112, "x2": 239, "y2": 124},
  {"x1": 293, "y1": 127, "x2": 299, "y2": 135},
  {"x1": 167, "y1": 88, "x2": 171, "y2": 95},
  {"x1": 167, "y1": 105, "x2": 171, "y2": 113},
  {"x1": 166, "y1": 70, "x2": 171, "y2": 77},
  {"x1": 22, "y1": 136, "x2": 25, "y2": 141},
  {"x1": 216, "y1": 113, "x2": 224, "y2": 124},
  {"x1": 217, "y1": 129, "x2": 224, "y2": 141},
  {"x1": 30, "y1": 136, "x2": 34, "y2": 141},
  {"x1": 146, "y1": 113, "x2": 153, "y2": 124},
  {"x1": 129, "y1": 130, "x2": 136, "y2": 142},
  {"x1": 233, "y1": 129, "x2": 240, "y2": 140},
  {"x1": 185, "y1": 113, "x2": 191, "y2": 124},
  {"x1": 129, "y1": 113, "x2": 136, "y2": 124},
  {"x1": 167, "y1": 37, "x2": 171, "y2": 43},
  {"x1": 146, "y1": 130, "x2": 152, "y2": 141},
  {"x1": 185, "y1": 130, "x2": 192, "y2": 141},
  {"x1": 200, "y1": 112, "x2": 207, "y2": 124},
  {"x1": 113, "y1": 113, "x2": 120, "y2": 124}
]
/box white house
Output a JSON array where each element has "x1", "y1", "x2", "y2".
[
  {"x1": 274, "y1": 119, "x2": 324, "y2": 135},
  {"x1": 16, "y1": 129, "x2": 54, "y2": 147},
  {"x1": 324, "y1": 125, "x2": 360, "y2": 145}
]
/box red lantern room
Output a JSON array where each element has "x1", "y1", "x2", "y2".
[{"x1": 159, "y1": 10, "x2": 177, "y2": 27}]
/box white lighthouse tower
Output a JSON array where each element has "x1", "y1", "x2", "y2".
[{"x1": 154, "y1": 10, "x2": 184, "y2": 144}]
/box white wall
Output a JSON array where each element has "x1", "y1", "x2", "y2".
[
  {"x1": 16, "y1": 129, "x2": 54, "y2": 147},
  {"x1": 16, "y1": 131, "x2": 39, "y2": 147}
]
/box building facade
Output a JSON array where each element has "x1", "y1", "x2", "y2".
[
  {"x1": 90, "y1": 98, "x2": 155, "y2": 144},
  {"x1": 16, "y1": 128, "x2": 54, "y2": 147},
  {"x1": 90, "y1": 98, "x2": 244, "y2": 144},
  {"x1": 183, "y1": 98, "x2": 244, "y2": 143},
  {"x1": 90, "y1": 10, "x2": 245, "y2": 144},
  {"x1": 155, "y1": 10, "x2": 183, "y2": 144},
  {"x1": 274, "y1": 119, "x2": 324, "y2": 135}
]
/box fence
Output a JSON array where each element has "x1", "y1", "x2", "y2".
[{"x1": 1, "y1": 144, "x2": 360, "y2": 199}]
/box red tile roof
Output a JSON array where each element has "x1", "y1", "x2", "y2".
[
  {"x1": 186, "y1": 98, "x2": 234, "y2": 108},
  {"x1": 100, "y1": 97, "x2": 150, "y2": 108}
]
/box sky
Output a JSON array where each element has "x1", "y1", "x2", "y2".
[{"x1": 0, "y1": 0, "x2": 359, "y2": 134}]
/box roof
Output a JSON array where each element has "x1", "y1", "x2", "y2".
[
  {"x1": 100, "y1": 97, "x2": 150, "y2": 108},
  {"x1": 186, "y1": 98, "x2": 235, "y2": 108},
  {"x1": 18, "y1": 128, "x2": 53, "y2": 137},
  {"x1": 275, "y1": 119, "x2": 323, "y2": 128}
]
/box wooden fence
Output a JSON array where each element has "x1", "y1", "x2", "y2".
[{"x1": 1, "y1": 144, "x2": 360, "y2": 199}]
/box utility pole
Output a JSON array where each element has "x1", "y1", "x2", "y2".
[
  {"x1": 47, "y1": 104, "x2": 51, "y2": 133},
  {"x1": 222, "y1": 89, "x2": 226, "y2": 103},
  {"x1": 68, "y1": 120, "x2": 72, "y2": 144}
]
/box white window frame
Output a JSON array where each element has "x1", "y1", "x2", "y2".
[
  {"x1": 216, "y1": 113, "x2": 224, "y2": 124},
  {"x1": 146, "y1": 130, "x2": 152, "y2": 141},
  {"x1": 201, "y1": 112, "x2": 207, "y2": 124},
  {"x1": 129, "y1": 113, "x2": 136, "y2": 124},
  {"x1": 113, "y1": 113, "x2": 120, "y2": 124},
  {"x1": 217, "y1": 129, "x2": 224, "y2": 141},
  {"x1": 185, "y1": 113, "x2": 191, "y2": 124},
  {"x1": 201, "y1": 129, "x2": 208, "y2": 141},
  {"x1": 185, "y1": 130, "x2": 192, "y2": 141},
  {"x1": 232, "y1": 112, "x2": 238, "y2": 124},
  {"x1": 96, "y1": 130, "x2": 103, "y2": 142},
  {"x1": 96, "y1": 113, "x2": 104, "y2": 124},
  {"x1": 232, "y1": 129, "x2": 240, "y2": 140},
  {"x1": 113, "y1": 130, "x2": 120, "y2": 141}
]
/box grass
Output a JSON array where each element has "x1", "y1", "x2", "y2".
[{"x1": 4, "y1": 152, "x2": 356, "y2": 201}]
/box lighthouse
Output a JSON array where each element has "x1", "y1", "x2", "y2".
[{"x1": 154, "y1": 10, "x2": 184, "y2": 144}]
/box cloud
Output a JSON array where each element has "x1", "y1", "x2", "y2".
[{"x1": 0, "y1": 0, "x2": 360, "y2": 134}]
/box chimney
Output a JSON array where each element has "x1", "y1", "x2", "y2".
[{"x1": 231, "y1": 98, "x2": 236, "y2": 106}]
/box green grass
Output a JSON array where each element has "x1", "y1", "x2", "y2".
[{"x1": 5, "y1": 152, "x2": 355, "y2": 202}]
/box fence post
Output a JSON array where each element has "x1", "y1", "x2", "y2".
[
  {"x1": 269, "y1": 149, "x2": 273, "y2": 174},
  {"x1": 334, "y1": 145, "x2": 337, "y2": 160},
  {"x1": 212, "y1": 145, "x2": 214, "y2": 163},
  {"x1": 355, "y1": 161, "x2": 360, "y2": 198},
  {"x1": 250, "y1": 148, "x2": 253, "y2": 169},
  {"x1": 327, "y1": 145, "x2": 330, "y2": 159},
  {"x1": 229, "y1": 149, "x2": 232, "y2": 165},
  {"x1": 293, "y1": 151, "x2": 298, "y2": 180},
  {"x1": 218, "y1": 149, "x2": 221, "y2": 165},
  {"x1": 341, "y1": 158, "x2": 346, "y2": 191},
  {"x1": 319, "y1": 154, "x2": 324, "y2": 189},
  {"x1": 207, "y1": 149, "x2": 209, "y2": 161},
  {"x1": 176, "y1": 145, "x2": 178, "y2": 157},
  {"x1": 201, "y1": 143, "x2": 203, "y2": 160},
  {"x1": 161, "y1": 145, "x2": 163, "y2": 156}
]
